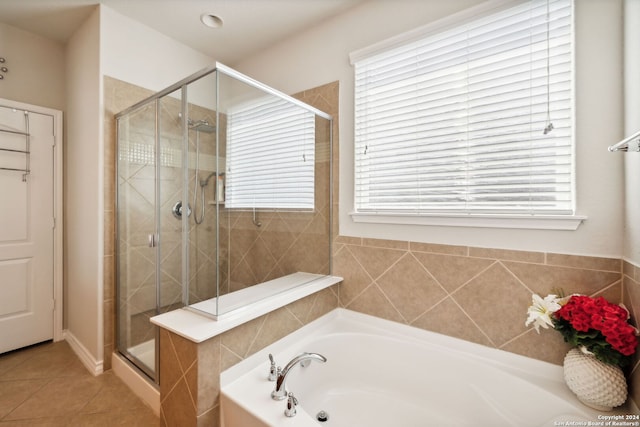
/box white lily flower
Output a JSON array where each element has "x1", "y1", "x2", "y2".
[{"x1": 525, "y1": 294, "x2": 562, "y2": 333}]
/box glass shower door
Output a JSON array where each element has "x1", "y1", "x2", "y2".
[{"x1": 116, "y1": 101, "x2": 159, "y2": 380}]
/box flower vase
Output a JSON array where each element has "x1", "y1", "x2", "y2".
[{"x1": 563, "y1": 348, "x2": 627, "y2": 411}]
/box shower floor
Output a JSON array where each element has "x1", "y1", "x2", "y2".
[{"x1": 128, "y1": 339, "x2": 155, "y2": 373}]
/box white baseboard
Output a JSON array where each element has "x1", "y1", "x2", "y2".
[
  {"x1": 63, "y1": 330, "x2": 103, "y2": 376},
  {"x1": 112, "y1": 352, "x2": 160, "y2": 416}
]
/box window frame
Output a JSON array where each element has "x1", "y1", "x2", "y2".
[{"x1": 349, "y1": 0, "x2": 584, "y2": 230}]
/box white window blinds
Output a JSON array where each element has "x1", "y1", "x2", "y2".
[
  {"x1": 353, "y1": 0, "x2": 573, "y2": 215},
  {"x1": 225, "y1": 97, "x2": 315, "y2": 210}
]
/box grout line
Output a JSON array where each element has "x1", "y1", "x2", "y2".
[
  {"x1": 182, "y1": 358, "x2": 199, "y2": 414},
  {"x1": 409, "y1": 293, "x2": 450, "y2": 325},
  {"x1": 371, "y1": 281, "x2": 409, "y2": 324},
  {"x1": 243, "y1": 316, "x2": 268, "y2": 359},
  {"x1": 448, "y1": 296, "x2": 497, "y2": 348}
]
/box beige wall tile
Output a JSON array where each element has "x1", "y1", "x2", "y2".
[
  {"x1": 247, "y1": 308, "x2": 303, "y2": 355},
  {"x1": 334, "y1": 235, "x2": 362, "y2": 245},
  {"x1": 161, "y1": 378, "x2": 196, "y2": 427},
  {"x1": 376, "y1": 253, "x2": 447, "y2": 322},
  {"x1": 412, "y1": 252, "x2": 494, "y2": 293},
  {"x1": 334, "y1": 245, "x2": 373, "y2": 306},
  {"x1": 504, "y1": 261, "x2": 621, "y2": 297},
  {"x1": 197, "y1": 405, "x2": 219, "y2": 427},
  {"x1": 469, "y1": 247, "x2": 545, "y2": 263},
  {"x1": 501, "y1": 329, "x2": 572, "y2": 365},
  {"x1": 220, "y1": 345, "x2": 243, "y2": 373},
  {"x1": 220, "y1": 316, "x2": 264, "y2": 359},
  {"x1": 546, "y1": 253, "x2": 620, "y2": 272},
  {"x1": 362, "y1": 238, "x2": 409, "y2": 250},
  {"x1": 345, "y1": 284, "x2": 404, "y2": 324},
  {"x1": 197, "y1": 337, "x2": 220, "y2": 415},
  {"x1": 347, "y1": 245, "x2": 405, "y2": 281},
  {"x1": 593, "y1": 281, "x2": 623, "y2": 304},
  {"x1": 159, "y1": 329, "x2": 184, "y2": 400},
  {"x1": 452, "y1": 263, "x2": 531, "y2": 347},
  {"x1": 409, "y1": 241, "x2": 468, "y2": 256},
  {"x1": 623, "y1": 261, "x2": 636, "y2": 280},
  {"x1": 412, "y1": 298, "x2": 493, "y2": 347},
  {"x1": 169, "y1": 332, "x2": 198, "y2": 374},
  {"x1": 285, "y1": 287, "x2": 337, "y2": 326}
]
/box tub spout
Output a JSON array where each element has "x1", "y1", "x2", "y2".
[{"x1": 271, "y1": 352, "x2": 326, "y2": 400}]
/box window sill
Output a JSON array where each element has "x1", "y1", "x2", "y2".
[{"x1": 350, "y1": 212, "x2": 586, "y2": 231}]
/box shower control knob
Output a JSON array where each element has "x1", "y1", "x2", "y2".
[{"x1": 172, "y1": 201, "x2": 191, "y2": 219}]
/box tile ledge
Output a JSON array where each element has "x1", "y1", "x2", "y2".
[{"x1": 150, "y1": 274, "x2": 343, "y2": 343}]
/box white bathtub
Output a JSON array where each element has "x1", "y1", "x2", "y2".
[{"x1": 220, "y1": 308, "x2": 637, "y2": 427}]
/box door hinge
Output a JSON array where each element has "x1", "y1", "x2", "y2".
[{"x1": 52, "y1": 217, "x2": 56, "y2": 229}]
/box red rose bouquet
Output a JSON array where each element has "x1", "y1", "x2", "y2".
[{"x1": 526, "y1": 293, "x2": 638, "y2": 367}]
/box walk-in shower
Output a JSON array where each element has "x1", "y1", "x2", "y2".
[{"x1": 115, "y1": 63, "x2": 333, "y2": 383}]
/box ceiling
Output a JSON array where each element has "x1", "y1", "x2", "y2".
[{"x1": 0, "y1": 0, "x2": 367, "y2": 64}]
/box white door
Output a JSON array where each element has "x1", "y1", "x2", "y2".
[{"x1": 0, "y1": 103, "x2": 55, "y2": 354}]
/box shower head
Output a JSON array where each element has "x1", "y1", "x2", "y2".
[
  {"x1": 191, "y1": 121, "x2": 216, "y2": 133},
  {"x1": 178, "y1": 113, "x2": 216, "y2": 133}
]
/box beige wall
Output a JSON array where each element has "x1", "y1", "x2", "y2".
[
  {"x1": 235, "y1": 0, "x2": 625, "y2": 258},
  {"x1": 0, "y1": 22, "x2": 66, "y2": 111},
  {"x1": 65, "y1": 6, "x2": 103, "y2": 370}
]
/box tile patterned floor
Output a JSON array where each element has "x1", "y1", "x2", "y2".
[{"x1": 0, "y1": 340, "x2": 159, "y2": 426}]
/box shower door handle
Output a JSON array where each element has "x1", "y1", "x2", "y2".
[{"x1": 148, "y1": 233, "x2": 158, "y2": 248}]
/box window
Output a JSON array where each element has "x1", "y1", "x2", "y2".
[
  {"x1": 225, "y1": 97, "x2": 315, "y2": 210},
  {"x1": 352, "y1": 0, "x2": 573, "y2": 219}
]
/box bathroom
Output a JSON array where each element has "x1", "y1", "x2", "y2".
[{"x1": 0, "y1": 0, "x2": 639, "y2": 425}]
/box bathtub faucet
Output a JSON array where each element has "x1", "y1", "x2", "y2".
[{"x1": 271, "y1": 352, "x2": 327, "y2": 400}]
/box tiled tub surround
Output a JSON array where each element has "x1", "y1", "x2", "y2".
[{"x1": 333, "y1": 238, "x2": 640, "y2": 410}]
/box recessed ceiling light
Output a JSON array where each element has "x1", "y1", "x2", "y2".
[{"x1": 201, "y1": 13, "x2": 223, "y2": 29}]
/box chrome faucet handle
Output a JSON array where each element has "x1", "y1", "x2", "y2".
[
  {"x1": 268, "y1": 353, "x2": 279, "y2": 381},
  {"x1": 284, "y1": 392, "x2": 298, "y2": 417}
]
